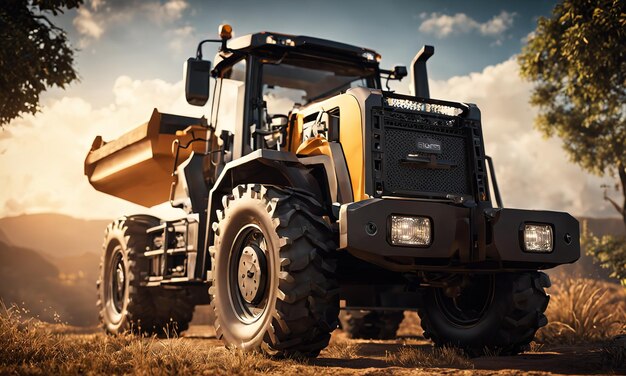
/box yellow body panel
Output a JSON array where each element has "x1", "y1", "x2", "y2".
[
  {"x1": 295, "y1": 135, "x2": 332, "y2": 156},
  {"x1": 289, "y1": 94, "x2": 366, "y2": 201}
]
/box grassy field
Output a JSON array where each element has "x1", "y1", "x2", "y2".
[{"x1": 1, "y1": 278, "x2": 625, "y2": 375}]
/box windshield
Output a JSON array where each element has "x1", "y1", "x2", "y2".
[{"x1": 262, "y1": 60, "x2": 378, "y2": 115}]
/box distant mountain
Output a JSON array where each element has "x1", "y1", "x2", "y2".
[
  {"x1": 52, "y1": 252, "x2": 101, "y2": 286},
  {"x1": 0, "y1": 213, "x2": 110, "y2": 257},
  {"x1": 0, "y1": 228, "x2": 9, "y2": 244},
  {"x1": 0, "y1": 240, "x2": 98, "y2": 326},
  {"x1": 0, "y1": 214, "x2": 108, "y2": 326}
]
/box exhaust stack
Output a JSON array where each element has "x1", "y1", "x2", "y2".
[{"x1": 411, "y1": 45, "x2": 434, "y2": 98}]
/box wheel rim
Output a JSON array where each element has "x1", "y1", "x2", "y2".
[
  {"x1": 109, "y1": 248, "x2": 126, "y2": 314},
  {"x1": 435, "y1": 274, "x2": 495, "y2": 327},
  {"x1": 228, "y1": 224, "x2": 270, "y2": 323}
]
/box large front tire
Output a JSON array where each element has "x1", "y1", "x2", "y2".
[
  {"x1": 97, "y1": 216, "x2": 194, "y2": 336},
  {"x1": 210, "y1": 185, "x2": 339, "y2": 357},
  {"x1": 418, "y1": 272, "x2": 550, "y2": 356}
]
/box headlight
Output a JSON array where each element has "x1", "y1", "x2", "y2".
[
  {"x1": 523, "y1": 224, "x2": 553, "y2": 253},
  {"x1": 390, "y1": 215, "x2": 432, "y2": 246}
]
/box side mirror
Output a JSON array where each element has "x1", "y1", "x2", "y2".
[
  {"x1": 184, "y1": 58, "x2": 212, "y2": 106},
  {"x1": 393, "y1": 66, "x2": 408, "y2": 80}
]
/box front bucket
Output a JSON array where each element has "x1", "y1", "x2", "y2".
[{"x1": 84, "y1": 108, "x2": 207, "y2": 207}]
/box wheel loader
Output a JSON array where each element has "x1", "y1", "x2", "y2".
[{"x1": 85, "y1": 25, "x2": 580, "y2": 357}]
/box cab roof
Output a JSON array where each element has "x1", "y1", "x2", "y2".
[{"x1": 224, "y1": 31, "x2": 381, "y2": 64}]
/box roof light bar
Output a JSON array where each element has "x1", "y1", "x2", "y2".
[{"x1": 384, "y1": 97, "x2": 464, "y2": 117}]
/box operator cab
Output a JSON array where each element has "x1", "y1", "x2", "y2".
[{"x1": 200, "y1": 31, "x2": 384, "y2": 159}]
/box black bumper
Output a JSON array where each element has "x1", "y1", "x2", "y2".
[{"x1": 338, "y1": 198, "x2": 580, "y2": 271}]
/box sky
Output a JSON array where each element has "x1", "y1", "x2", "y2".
[{"x1": 0, "y1": 0, "x2": 620, "y2": 219}]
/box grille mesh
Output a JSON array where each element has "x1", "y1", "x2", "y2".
[{"x1": 380, "y1": 111, "x2": 471, "y2": 197}]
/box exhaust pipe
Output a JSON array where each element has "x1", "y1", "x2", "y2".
[{"x1": 411, "y1": 45, "x2": 434, "y2": 98}]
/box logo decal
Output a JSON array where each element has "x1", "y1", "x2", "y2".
[{"x1": 415, "y1": 138, "x2": 442, "y2": 154}]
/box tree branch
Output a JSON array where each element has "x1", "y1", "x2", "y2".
[
  {"x1": 619, "y1": 162, "x2": 626, "y2": 223},
  {"x1": 32, "y1": 15, "x2": 64, "y2": 33},
  {"x1": 604, "y1": 191, "x2": 624, "y2": 215},
  {"x1": 617, "y1": 162, "x2": 626, "y2": 200}
]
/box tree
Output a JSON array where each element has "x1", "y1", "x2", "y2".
[
  {"x1": 518, "y1": 0, "x2": 626, "y2": 284},
  {"x1": 581, "y1": 221, "x2": 626, "y2": 285},
  {"x1": 0, "y1": 0, "x2": 83, "y2": 125}
]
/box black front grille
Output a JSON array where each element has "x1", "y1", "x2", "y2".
[{"x1": 371, "y1": 107, "x2": 473, "y2": 198}]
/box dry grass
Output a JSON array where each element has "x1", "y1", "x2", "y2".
[
  {"x1": 322, "y1": 339, "x2": 361, "y2": 359},
  {"x1": 0, "y1": 302, "x2": 317, "y2": 375},
  {"x1": 526, "y1": 341, "x2": 544, "y2": 353},
  {"x1": 4, "y1": 277, "x2": 625, "y2": 374},
  {"x1": 385, "y1": 346, "x2": 473, "y2": 369},
  {"x1": 537, "y1": 277, "x2": 626, "y2": 344}
]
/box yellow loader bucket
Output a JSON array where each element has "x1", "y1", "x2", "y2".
[{"x1": 84, "y1": 109, "x2": 207, "y2": 207}]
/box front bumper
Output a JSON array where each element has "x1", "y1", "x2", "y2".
[{"x1": 338, "y1": 198, "x2": 580, "y2": 271}]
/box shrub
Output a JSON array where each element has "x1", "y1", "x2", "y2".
[
  {"x1": 582, "y1": 220, "x2": 626, "y2": 286},
  {"x1": 537, "y1": 278, "x2": 626, "y2": 344}
]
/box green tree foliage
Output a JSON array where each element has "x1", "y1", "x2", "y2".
[
  {"x1": 581, "y1": 221, "x2": 626, "y2": 286},
  {"x1": 0, "y1": 0, "x2": 83, "y2": 125},
  {"x1": 519, "y1": 0, "x2": 626, "y2": 284}
]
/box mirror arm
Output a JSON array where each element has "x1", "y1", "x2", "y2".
[{"x1": 196, "y1": 39, "x2": 222, "y2": 59}]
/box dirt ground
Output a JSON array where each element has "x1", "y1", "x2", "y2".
[
  {"x1": 3, "y1": 319, "x2": 623, "y2": 375},
  {"x1": 177, "y1": 324, "x2": 620, "y2": 375},
  {"x1": 3, "y1": 302, "x2": 624, "y2": 375}
]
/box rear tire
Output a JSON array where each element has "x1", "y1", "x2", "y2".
[
  {"x1": 418, "y1": 272, "x2": 550, "y2": 356},
  {"x1": 340, "y1": 310, "x2": 404, "y2": 339},
  {"x1": 210, "y1": 184, "x2": 339, "y2": 357},
  {"x1": 97, "y1": 216, "x2": 194, "y2": 336}
]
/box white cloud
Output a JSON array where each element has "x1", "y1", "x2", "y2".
[
  {"x1": 168, "y1": 25, "x2": 195, "y2": 53},
  {"x1": 159, "y1": 0, "x2": 189, "y2": 22},
  {"x1": 430, "y1": 59, "x2": 616, "y2": 217},
  {"x1": 419, "y1": 13, "x2": 475, "y2": 37},
  {"x1": 173, "y1": 25, "x2": 194, "y2": 37},
  {"x1": 479, "y1": 11, "x2": 515, "y2": 36},
  {"x1": 143, "y1": 0, "x2": 189, "y2": 24},
  {"x1": 72, "y1": 0, "x2": 190, "y2": 46},
  {"x1": 419, "y1": 11, "x2": 515, "y2": 39},
  {"x1": 0, "y1": 77, "x2": 207, "y2": 219},
  {"x1": 91, "y1": 0, "x2": 104, "y2": 11},
  {"x1": 521, "y1": 31, "x2": 536, "y2": 44},
  {"x1": 73, "y1": 8, "x2": 104, "y2": 46}
]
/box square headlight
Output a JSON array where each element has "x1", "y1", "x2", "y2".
[
  {"x1": 390, "y1": 215, "x2": 432, "y2": 246},
  {"x1": 523, "y1": 224, "x2": 553, "y2": 253}
]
